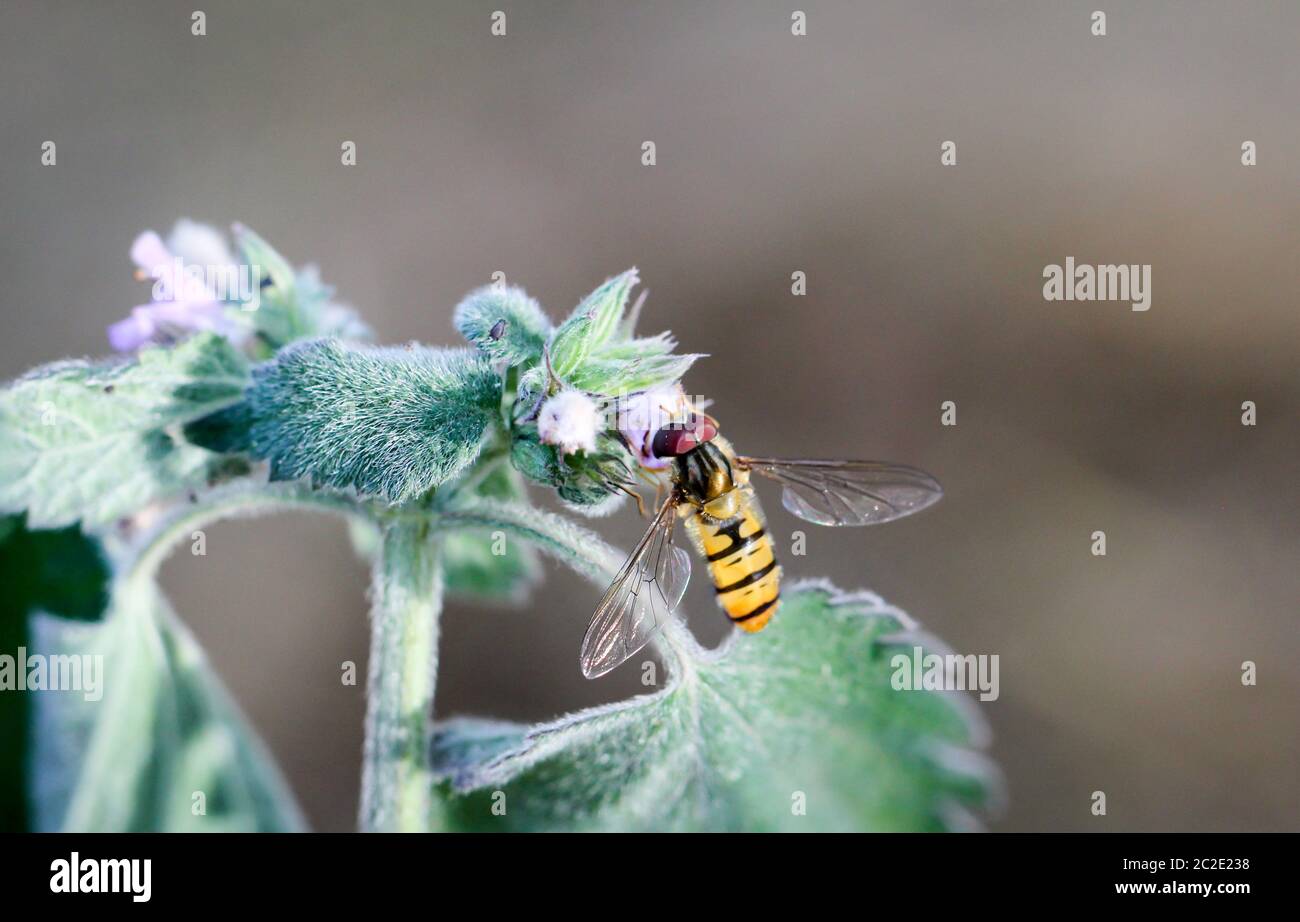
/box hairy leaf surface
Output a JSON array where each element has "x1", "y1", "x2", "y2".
[
  {"x1": 453, "y1": 284, "x2": 552, "y2": 367},
  {"x1": 433, "y1": 580, "x2": 997, "y2": 831},
  {"x1": 240, "y1": 340, "x2": 503, "y2": 502},
  {"x1": 29, "y1": 581, "x2": 305, "y2": 832},
  {"x1": 548, "y1": 269, "x2": 639, "y2": 378},
  {"x1": 0, "y1": 334, "x2": 250, "y2": 529},
  {"x1": 234, "y1": 225, "x2": 369, "y2": 349}
]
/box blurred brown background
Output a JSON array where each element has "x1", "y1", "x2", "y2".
[{"x1": 2, "y1": 1, "x2": 1296, "y2": 831}]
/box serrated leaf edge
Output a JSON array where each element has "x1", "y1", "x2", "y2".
[{"x1": 432, "y1": 577, "x2": 1002, "y2": 827}]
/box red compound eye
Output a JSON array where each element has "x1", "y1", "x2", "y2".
[{"x1": 650, "y1": 415, "x2": 718, "y2": 458}]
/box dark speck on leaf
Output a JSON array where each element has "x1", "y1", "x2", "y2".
[
  {"x1": 489, "y1": 319, "x2": 507, "y2": 341},
  {"x1": 103, "y1": 385, "x2": 114, "y2": 393}
]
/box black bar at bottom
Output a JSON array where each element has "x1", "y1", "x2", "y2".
[{"x1": 0, "y1": 832, "x2": 1281, "y2": 907}]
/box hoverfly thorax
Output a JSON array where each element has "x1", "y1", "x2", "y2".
[{"x1": 672, "y1": 439, "x2": 740, "y2": 515}]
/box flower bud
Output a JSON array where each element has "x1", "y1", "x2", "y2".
[{"x1": 537, "y1": 390, "x2": 601, "y2": 456}]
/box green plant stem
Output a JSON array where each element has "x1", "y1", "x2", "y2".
[
  {"x1": 436, "y1": 497, "x2": 622, "y2": 583},
  {"x1": 359, "y1": 519, "x2": 443, "y2": 832}
]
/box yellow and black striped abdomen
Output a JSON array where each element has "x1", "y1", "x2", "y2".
[{"x1": 688, "y1": 498, "x2": 780, "y2": 632}]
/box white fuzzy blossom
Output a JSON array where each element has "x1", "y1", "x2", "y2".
[{"x1": 537, "y1": 390, "x2": 601, "y2": 456}]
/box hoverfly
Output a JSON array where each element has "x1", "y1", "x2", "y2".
[{"x1": 580, "y1": 396, "x2": 943, "y2": 678}]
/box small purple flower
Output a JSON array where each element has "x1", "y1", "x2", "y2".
[{"x1": 108, "y1": 225, "x2": 248, "y2": 352}]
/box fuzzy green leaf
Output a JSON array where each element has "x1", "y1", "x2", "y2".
[
  {"x1": 0, "y1": 334, "x2": 251, "y2": 529},
  {"x1": 586, "y1": 330, "x2": 676, "y2": 363},
  {"x1": 234, "y1": 225, "x2": 370, "y2": 350},
  {"x1": 433, "y1": 580, "x2": 997, "y2": 832},
  {"x1": 512, "y1": 365, "x2": 549, "y2": 418},
  {"x1": 233, "y1": 224, "x2": 295, "y2": 292},
  {"x1": 564, "y1": 331, "x2": 703, "y2": 395},
  {"x1": 548, "y1": 269, "x2": 639, "y2": 378},
  {"x1": 29, "y1": 580, "x2": 305, "y2": 832},
  {"x1": 453, "y1": 285, "x2": 552, "y2": 367},
  {"x1": 546, "y1": 320, "x2": 592, "y2": 381},
  {"x1": 241, "y1": 340, "x2": 503, "y2": 503},
  {"x1": 565, "y1": 350, "x2": 703, "y2": 396}
]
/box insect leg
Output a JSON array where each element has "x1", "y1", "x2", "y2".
[{"x1": 607, "y1": 480, "x2": 648, "y2": 517}]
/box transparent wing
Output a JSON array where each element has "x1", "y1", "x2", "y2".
[
  {"x1": 580, "y1": 496, "x2": 692, "y2": 679},
  {"x1": 738, "y1": 457, "x2": 943, "y2": 527}
]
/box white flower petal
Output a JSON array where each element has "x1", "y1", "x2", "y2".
[
  {"x1": 167, "y1": 218, "x2": 235, "y2": 268},
  {"x1": 537, "y1": 390, "x2": 601, "y2": 456}
]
